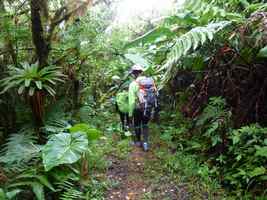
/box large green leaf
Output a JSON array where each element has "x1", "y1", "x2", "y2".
[
  {"x1": 249, "y1": 167, "x2": 266, "y2": 178},
  {"x1": 163, "y1": 13, "x2": 200, "y2": 26},
  {"x1": 257, "y1": 46, "x2": 267, "y2": 58},
  {"x1": 32, "y1": 183, "x2": 45, "y2": 200},
  {"x1": 125, "y1": 27, "x2": 174, "y2": 49},
  {"x1": 69, "y1": 123, "x2": 101, "y2": 141},
  {"x1": 0, "y1": 188, "x2": 6, "y2": 200},
  {"x1": 42, "y1": 132, "x2": 88, "y2": 171},
  {"x1": 255, "y1": 146, "x2": 267, "y2": 158},
  {"x1": 35, "y1": 175, "x2": 56, "y2": 192},
  {"x1": 124, "y1": 53, "x2": 150, "y2": 68},
  {"x1": 6, "y1": 189, "x2": 22, "y2": 199},
  {"x1": 85, "y1": 128, "x2": 102, "y2": 141}
]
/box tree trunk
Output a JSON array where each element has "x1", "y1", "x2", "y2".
[
  {"x1": 30, "y1": 0, "x2": 48, "y2": 136},
  {"x1": 30, "y1": 0, "x2": 49, "y2": 68},
  {"x1": 29, "y1": 91, "x2": 45, "y2": 128}
]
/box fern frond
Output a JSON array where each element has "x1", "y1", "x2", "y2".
[
  {"x1": 57, "y1": 180, "x2": 86, "y2": 200},
  {"x1": 42, "y1": 100, "x2": 71, "y2": 135},
  {"x1": 42, "y1": 120, "x2": 71, "y2": 135},
  {"x1": 0, "y1": 128, "x2": 41, "y2": 166},
  {"x1": 44, "y1": 99, "x2": 67, "y2": 122},
  {"x1": 160, "y1": 21, "x2": 230, "y2": 70},
  {"x1": 184, "y1": 0, "x2": 243, "y2": 22},
  {"x1": 159, "y1": 21, "x2": 231, "y2": 86}
]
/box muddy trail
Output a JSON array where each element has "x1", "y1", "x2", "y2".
[{"x1": 105, "y1": 143, "x2": 190, "y2": 200}]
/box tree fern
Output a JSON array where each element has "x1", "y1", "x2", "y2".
[{"x1": 159, "y1": 21, "x2": 231, "y2": 86}]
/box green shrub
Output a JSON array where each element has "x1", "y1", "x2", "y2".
[
  {"x1": 223, "y1": 124, "x2": 267, "y2": 194},
  {"x1": 192, "y1": 97, "x2": 267, "y2": 196}
]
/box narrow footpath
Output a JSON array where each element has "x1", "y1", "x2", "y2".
[{"x1": 105, "y1": 142, "x2": 190, "y2": 200}]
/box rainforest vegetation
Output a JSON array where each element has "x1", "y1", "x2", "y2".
[{"x1": 0, "y1": 0, "x2": 267, "y2": 199}]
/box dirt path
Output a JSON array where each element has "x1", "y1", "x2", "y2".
[
  {"x1": 105, "y1": 143, "x2": 190, "y2": 200},
  {"x1": 105, "y1": 146, "x2": 150, "y2": 200}
]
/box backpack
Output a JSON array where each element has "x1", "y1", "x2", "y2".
[
  {"x1": 115, "y1": 91, "x2": 129, "y2": 114},
  {"x1": 136, "y1": 77, "x2": 158, "y2": 117}
]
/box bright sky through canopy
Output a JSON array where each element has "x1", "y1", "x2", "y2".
[{"x1": 114, "y1": 0, "x2": 185, "y2": 24}]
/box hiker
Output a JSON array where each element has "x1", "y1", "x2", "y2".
[
  {"x1": 112, "y1": 75, "x2": 130, "y2": 132},
  {"x1": 128, "y1": 64, "x2": 158, "y2": 151}
]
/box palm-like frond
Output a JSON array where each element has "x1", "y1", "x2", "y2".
[
  {"x1": 159, "y1": 21, "x2": 231, "y2": 87},
  {"x1": 0, "y1": 63, "x2": 66, "y2": 96}
]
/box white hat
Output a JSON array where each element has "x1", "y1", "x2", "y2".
[{"x1": 130, "y1": 64, "x2": 144, "y2": 72}]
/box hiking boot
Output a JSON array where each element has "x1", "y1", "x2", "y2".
[{"x1": 143, "y1": 142, "x2": 149, "y2": 152}]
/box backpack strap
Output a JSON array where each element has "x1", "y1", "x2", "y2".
[{"x1": 134, "y1": 79, "x2": 145, "y2": 104}]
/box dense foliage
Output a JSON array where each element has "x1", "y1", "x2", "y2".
[{"x1": 0, "y1": 0, "x2": 266, "y2": 199}]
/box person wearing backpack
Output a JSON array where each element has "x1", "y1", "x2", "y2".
[{"x1": 128, "y1": 64, "x2": 158, "y2": 151}]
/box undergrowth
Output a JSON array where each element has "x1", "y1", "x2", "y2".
[
  {"x1": 146, "y1": 124, "x2": 226, "y2": 200},
  {"x1": 157, "y1": 97, "x2": 267, "y2": 199}
]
